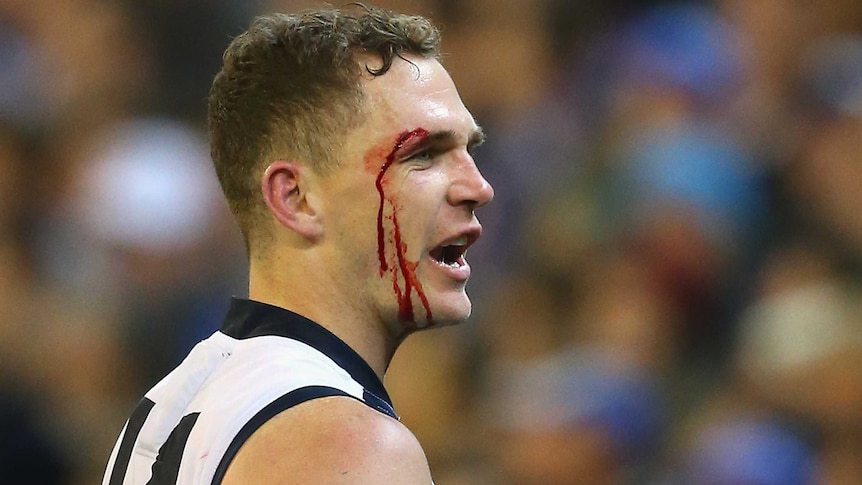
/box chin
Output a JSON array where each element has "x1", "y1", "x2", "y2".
[
  {"x1": 387, "y1": 293, "x2": 470, "y2": 335},
  {"x1": 418, "y1": 291, "x2": 473, "y2": 328}
]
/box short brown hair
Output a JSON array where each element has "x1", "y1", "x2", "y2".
[{"x1": 208, "y1": 4, "x2": 441, "y2": 253}]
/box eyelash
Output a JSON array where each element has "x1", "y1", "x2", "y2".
[
  {"x1": 406, "y1": 144, "x2": 479, "y2": 164},
  {"x1": 407, "y1": 149, "x2": 439, "y2": 163}
]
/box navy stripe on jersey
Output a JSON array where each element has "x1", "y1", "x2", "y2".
[
  {"x1": 109, "y1": 397, "x2": 155, "y2": 485},
  {"x1": 363, "y1": 389, "x2": 397, "y2": 418},
  {"x1": 211, "y1": 385, "x2": 354, "y2": 485},
  {"x1": 147, "y1": 412, "x2": 200, "y2": 485},
  {"x1": 220, "y1": 298, "x2": 395, "y2": 414}
]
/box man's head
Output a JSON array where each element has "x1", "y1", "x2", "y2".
[
  {"x1": 210, "y1": 5, "x2": 493, "y2": 336},
  {"x1": 208, "y1": 5, "x2": 441, "y2": 252}
]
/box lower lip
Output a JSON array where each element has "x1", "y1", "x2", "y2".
[{"x1": 429, "y1": 255, "x2": 471, "y2": 282}]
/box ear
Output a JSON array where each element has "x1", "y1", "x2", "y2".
[{"x1": 261, "y1": 160, "x2": 323, "y2": 240}]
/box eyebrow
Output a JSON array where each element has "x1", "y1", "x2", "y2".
[
  {"x1": 469, "y1": 126, "x2": 486, "y2": 150},
  {"x1": 419, "y1": 126, "x2": 486, "y2": 151}
]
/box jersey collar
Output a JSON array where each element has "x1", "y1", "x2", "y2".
[{"x1": 220, "y1": 297, "x2": 394, "y2": 412}]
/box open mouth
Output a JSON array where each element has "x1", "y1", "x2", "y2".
[{"x1": 429, "y1": 236, "x2": 468, "y2": 268}]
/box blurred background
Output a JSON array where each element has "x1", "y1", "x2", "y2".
[{"x1": 2, "y1": 0, "x2": 862, "y2": 484}]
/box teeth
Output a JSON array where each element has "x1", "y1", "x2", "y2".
[{"x1": 446, "y1": 236, "x2": 468, "y2": 247}]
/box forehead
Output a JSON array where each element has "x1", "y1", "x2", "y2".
[{"x1": 354, "y1": 55, "x2": 478, "y2": 146}]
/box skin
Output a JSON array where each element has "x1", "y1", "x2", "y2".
[
  {"x1": 222, "y1": 396, "x2": 433, "y2": 484},
  {"x1": 225, "y1": 55, "x2": 493, "y2": 484}
]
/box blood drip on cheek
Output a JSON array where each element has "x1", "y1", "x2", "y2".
[{"x1": 369, "y1": 128, "x2": 434, "y2": 326}]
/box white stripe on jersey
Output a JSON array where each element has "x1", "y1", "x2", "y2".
[{"x1": 104, "y1": 331, "x2": 366, "y2": 485}]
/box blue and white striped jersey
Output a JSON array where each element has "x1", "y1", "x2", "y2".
[{"x1": 103, "y1": 298, "x2": 398, "y2": 485}]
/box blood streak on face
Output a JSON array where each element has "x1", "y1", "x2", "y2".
[{"x1": 369, "y1": 128, "x2": 434, "y2": 326}]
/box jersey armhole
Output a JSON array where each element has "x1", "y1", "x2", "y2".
[{"x1": 211, "y1": 385, "x2": 354, "y2": 485}]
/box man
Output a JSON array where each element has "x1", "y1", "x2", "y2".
[{"x1": 103, "y1": 4, "x2": 493, "y2": 485}]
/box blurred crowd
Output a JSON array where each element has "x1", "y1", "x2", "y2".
[{"x1": 2, "y1": 0, "x2": 862, "y2": 484}]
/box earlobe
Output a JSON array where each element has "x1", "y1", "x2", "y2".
[{"x1": 261, "y1": 161, "x2": 323, "y2": 240}]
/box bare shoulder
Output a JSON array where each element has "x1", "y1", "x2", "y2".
[{"x1": 221, "y1": 395, "x2": 433, "y2": 485}]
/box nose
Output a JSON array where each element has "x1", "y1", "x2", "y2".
[{"x1": 448, "y1": 154, "x2": 494, "y2": 209}]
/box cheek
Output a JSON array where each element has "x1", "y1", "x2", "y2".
[
  {"x1": 396, "y1": 171, "x2": 448, "y2": 220},
  {"x1": 321, "y1": 178, "x2": 382, "y2": 270},
  {"x1": 374, "y1": 173, "x2": 444, "y2": 327}
]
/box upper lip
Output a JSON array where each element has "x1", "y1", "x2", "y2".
[
  {"x1": 430, "y1": 224, "x2": 483, "y2": 264},
  {"x1": 436, "y1": 224, "x2": 482, "y2": 250}
]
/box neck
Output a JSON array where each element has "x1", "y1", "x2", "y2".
[{"x1": 248, "y1": 260, "x2": 395, "y2": 380}]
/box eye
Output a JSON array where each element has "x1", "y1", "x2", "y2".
[
  {"x1": 408, "y1": 150, "x2": 431, "y2": 161},
  {"x1": 405, "y1": 148, "x2": 439, "y2": 165}
]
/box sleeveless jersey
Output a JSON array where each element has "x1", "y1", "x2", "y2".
[{"x1": 102, "y1": 298, "x2": 399, "y2": 485}]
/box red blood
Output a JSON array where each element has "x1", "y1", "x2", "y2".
[
  {"x1": 373, "y1": 128, "x2": 434, "y2": 326},
  {"x1": 391, "y1": 211, "x2": 432, "y2": 324}
]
